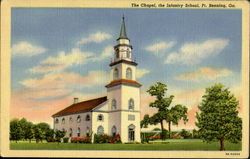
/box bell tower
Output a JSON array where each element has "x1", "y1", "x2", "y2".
[{"x1": 106, "y1": 16, "x2": 141, "y2": 142}]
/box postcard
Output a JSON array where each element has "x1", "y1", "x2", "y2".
[{"x1": 0, "y1": 0, "x2": 249, "y2": 158}]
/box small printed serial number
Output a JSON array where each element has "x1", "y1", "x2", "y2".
[{"x1": 225, "y1": 153, "x2": 240, "y2": 155}]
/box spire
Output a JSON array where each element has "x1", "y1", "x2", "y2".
[{"x1": 118, "y1": 16, "x2": 129, "y2": 40}]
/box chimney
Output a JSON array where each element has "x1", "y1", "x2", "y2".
[{"x1": 73, "y1": 97, "x2": 79, "y2": 104}]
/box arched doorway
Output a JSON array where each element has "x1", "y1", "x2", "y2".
[{"x1": 128, "y1": 124, "x2": 135, "y2": 142}]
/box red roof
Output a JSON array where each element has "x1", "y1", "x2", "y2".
[
  {"x1": 52, "y1": 96, "x2": 107, "y2": 117},
  {"x1": 105, "y1": 79, "x2": 141, "y2": 88}
]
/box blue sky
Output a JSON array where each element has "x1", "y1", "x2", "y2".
[{"x1": 11, "y1": 8, "x2": 242, "y2": 128}]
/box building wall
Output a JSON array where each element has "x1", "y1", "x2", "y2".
[
  {"x1": 91, "y1": 111, "x2": 109, "y2": 135},
  {"x1": 120, "y1": 111, "x2": 141, "y2": 142},
  {"x1": 53, "y1": 112, "x2": 92, "y2": 138}
]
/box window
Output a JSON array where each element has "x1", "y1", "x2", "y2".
[
  {"x1": 97, "y1": 114, "x2": 104, "y2": 121},
  {"x1": 111, "y1": 99, "x2": 117, "y2": 110},
  {"x1": 62, "y1": 118, "x2": 65, "y2": 124},
  {"x1": 55, "y1": 118, "x2": 59, "y2": 124},
  {"x1": 77, "y1": 127, "x2": 81, "y2": 137},
  {"x1": 113, "y1": 68, "x2": 119, "y2": 80},
  {"x1": 69, "y1": 128, "x2": 72, "y2": 137},
  {"x1": 86, "y1": 127, "x2": 90, "y2": 133},
  {"x1": 77, "y1": 115, "x2": 81, "y2": 123},
  {"x1": 112, "y1": 126, "x2": 117, "y2": 137},
  {"x1": 97, "y1": 126, "x2": 104, "y2": 135},
  {"x1": 128, "y1": 98, "x2": 134, "y2": 110},
  {"x1": 116, "y1": 49, "x2": 119, "y2": 58},
  {"x1": 126, "y1": 49, "x2": 130, "y2": 58},
  {"x1": 85, "y1": 114, "x2": 90, "y2": 121},
  {"x1": 128, "y1": 115, "x2": 135, "y2": 121},
  {"x1": 86, "y1": 127, "x2": 90, "y2": 137},
  {"x1": 126, "y1": 68, "x2": 132, "y2": 79},
  {"x1": 69, "y1": 117, "x2": 73, "y2": 122}
]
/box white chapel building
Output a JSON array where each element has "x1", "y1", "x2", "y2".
[{"x1": 52, "y1": 17, "x2": 141, "y2": 142}]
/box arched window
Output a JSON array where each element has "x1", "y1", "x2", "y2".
[
  {"x1": 62, "y1": 118, "x2": 65, "y2": 124},
  {"x1": 85, "y1": 114, "x2": 90, "y2": 121},
  {"x1": 86, "y1": 127, "x2": 90, "y2": 137},
  {"x1": 97, "y1": 126, "x2": 104, "y2": 135},
  {"x1": 55, "y1": 118, "x2": 59, "y2": 124},
  {"x1": 126, "y1": 68, "x2": 132, "y2": 79},
  {"x1": 116, "y1": 49, "x2": 119, "y2": 58},
  {"x1": 113, "y1": 68, "x2": 119, "y2": 80},
  {"x1": 126, "y1": 49, "x2": 130, "y2": 58},
  {"x1": 112, "y1": 126, "x2": 117, "y2": 137},
  {"x1": 86, "y1": 127, "x2": 90, "y2": 133},
  {"x1": 69, "y1": 117, "x2": 73, "y2": 122},
  {"x1": 128, "y1": 98, "x2": 135, "y2": 110},
  {"x1": 97, "y1": 114, "x2": 104, "y2": 121},
  {"x1": 112, "y1": 99, "x2": 117, "y2": 110},
  {"x1": 77, "y1": 115, "x2": 81, "y2": 123},
  {"x1": 77, "y1": 127, "x2": 81, "y2": 137},
  {"x1": 128, "y1": 124, "x2": 135, "y2": 141},
  {"x1": 69, "y1": 128, "x2": 72, "y2": 137}
]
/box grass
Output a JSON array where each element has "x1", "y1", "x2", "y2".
[{"x1": 10, "y1": 140, "x2": 241, "y2": 150}]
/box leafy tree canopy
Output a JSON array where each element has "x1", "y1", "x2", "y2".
[{"x1": 196, "y1": 83, "x2": 242, "y2": 150}]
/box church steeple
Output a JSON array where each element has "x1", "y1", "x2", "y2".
[{"x1": 117, "y1": 16, "x2": 129, "y2": 40}]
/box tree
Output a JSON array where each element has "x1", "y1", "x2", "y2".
[
  {"x1": 55, "y1": 130, "x2": 66, "y2": 144},
  {"x1": 19, "y1": 118, "x2": 33, "y2": 142},
  {"x1": 45, "y1": 129, "x2": 54, "y2": 142},
  {"x1": 165, "y1": 104, "x2": 188, "y2": 138},
  {"x1": 196, "y1": 83, "x2": 242, "y2": 151},
  {"x1": 146, "y1": 82, "x2": 174, "y2": 139},
  {"x1": 140, "y1": 114, "x2": 151, "y2": 128},
  {"x1": 10, "y1": 119, "x2": 22, "y2": 143},
  {"x1": 32, "y1": 124, "x2": 44, "y2": 143},
  {"x1": 37, "y1": 122, "x2": 51, "y2": 142}
]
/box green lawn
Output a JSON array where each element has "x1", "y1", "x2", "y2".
[{"x1": 10, "y1": 140, "x2": 241, "y2": 150}]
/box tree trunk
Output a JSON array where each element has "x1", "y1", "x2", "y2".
[
  {"x1": 160, "y1": 120, "x2": 164, "y2": 140},
  {"x1": 220, "y1": 138, "x2": 225, "y2": 151},
  {"x1": 168, "y1": 121, "x2": 171, "y2": 139}
]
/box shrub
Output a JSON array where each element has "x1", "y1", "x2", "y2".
[
  {"x1": 63, "y1": 137, "x2": 69, "y2": 143},
  {"x1": 94, "y1": 134, "x2": 121, "y2": 143},
  {"x1": 47, "y1": 138, "x2": 57, "y2": 142}
]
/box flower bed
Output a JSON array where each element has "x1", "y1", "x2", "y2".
[
  {"x1": 149, "y1": 136, "x2": 161, "y2": 140},
  {"x1": 71, "y1": 137, "x2": 91, "y2": 143},
  {"x1": 94, "y1": 134, "x2": 121, "y2": 143},
  {"x1": 171, "y1": 135, "x2": 183, "y2": 139}
]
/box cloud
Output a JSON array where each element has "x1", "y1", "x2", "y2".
[
  {"x1": 21, "y1": 70, "x2": 109, "y2": 90},
  {"x1": 175, "y1": 67, "x2": 233, "y2": 81},
  {"x1": 76, "y1": 32, "x2": 112, "y2": 45},
  {"x1": 12, "y1": 41, "x2": 46, "y2": 56},
  {"x1": 41, "y1": 48, "x2": 93, "y2": 66},
  {"x1": 28, "y1": 48, "x2": 94, "y2": 74},
  {"x1": 165, "y1": 38, "x2": 229, "y2": 65},
  {"x1": 145, "y1": 41, "x2": 176, "y2": 56},
  {"x1": 91, "y1": 45, "x2": 113, "y2": 61},
  {"x1": 28, "y1": 64, "x2": 66, "y2": 74},
  {"x1": 136, "y1": 69, "x2": 150, "y2": 79}
]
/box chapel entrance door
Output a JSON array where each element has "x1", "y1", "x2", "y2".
[{"x1": 128, "y1": 124, "x2": 135, "y2": 142}]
